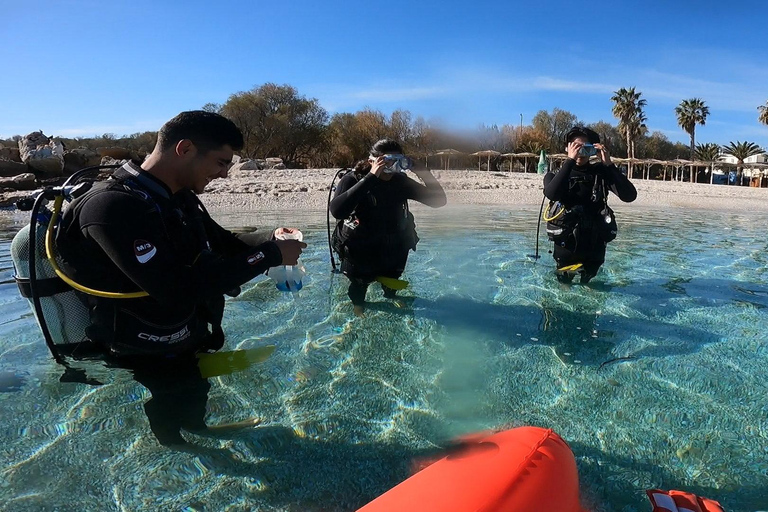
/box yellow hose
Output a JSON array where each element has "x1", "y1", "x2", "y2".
[
  {"x1": 542, "y1": 201, "x2": 565, "y2": 222},
  {"x1": 45, "y1": 194, "x2": 149, "y2": 299}
]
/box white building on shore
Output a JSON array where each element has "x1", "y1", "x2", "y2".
[{"x1": 720, "y1": 152, "x2": 768, "y2": 166}]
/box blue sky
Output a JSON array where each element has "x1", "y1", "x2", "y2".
[{"x1": 2, "y1": 0, "x2": 766, "y2": 147}]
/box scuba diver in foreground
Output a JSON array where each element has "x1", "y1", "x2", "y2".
[
  {"x1": 543, "y1": 126, "x2": 637, "y2": 283},
  {"x1": 47, "y1": 111, "x2": 305, "y2": 445},
  {"x1": 330, "y1": 139, "x2": 446, "y2": 316}
]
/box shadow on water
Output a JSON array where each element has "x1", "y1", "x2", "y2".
[
  {"x1": 633, "y1": 277, "x2": 768, "y2": 310},
  {"x1": 158, "y1": 426, "x2": 446, "y2": 511},
  {"x1": 367, "y1": 293, "x2": 722, "y2": 367}
]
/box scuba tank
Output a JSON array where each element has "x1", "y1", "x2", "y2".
[
  {"x1": 326, "y1": 167, "x2": 352, "y2": 272},
  {"x1": 11, "y1": 221, "x2": 91, "y2": 348},
  {"x1": 10, "y1": 165, "x2": 121, "y2": 363}
]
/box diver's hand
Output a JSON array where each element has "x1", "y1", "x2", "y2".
[
  {"x1": 566, "y1": 141, "x2": 583, "y2": 160},
  {"x1": 594, "y1": 143, "x2": 612, "y2": 165},
  {"x1": 369, "y1": 156, "x2": 388, "y2": 178},
  {"x1": 274, "y1": 239, "x2": 306, "y2": 265}
]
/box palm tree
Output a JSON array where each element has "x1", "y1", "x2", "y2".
[
  {"x1": 695, "y1": 142, "x2": 721, "y2": 184},
  {"x1": 721, "y1": 141, "x2": 763, "y2": 186},
  {"x1": 759, "y1": 101, "x2": 768, "y2": 137},
  {"x1": 611, "y1": 87, "x2": 647, "y2": 178},
  {"x1": 675, "y1": 98, "x2": 710, "y2": 181}
]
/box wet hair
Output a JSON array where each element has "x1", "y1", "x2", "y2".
[
  {"x1": 369, "y1": 139, "x2": 403, "y2": 157},
  {"x1": 157, "y1": 111, "x2": 244, "y2": 154},
  {"x1": 353, "y1": 159, "x2": 372, "y2": 177},
  {"x1": 565, "y1": 126, "x2": 600, "y2": 144}
]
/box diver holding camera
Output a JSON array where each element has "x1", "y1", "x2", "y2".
[
  {"x1": 543, "y1": 126, "x2": 637, "y2": 283},
  {"x1": 330, "y1": 139, "x2": 446, "y2": 315}
]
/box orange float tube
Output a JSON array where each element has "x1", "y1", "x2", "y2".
[
  {"x1": 357, "y1": 426, "x2": 586, "y2": 512},
  {"x1": 646, "y1": 489, "x2": 724, "y2": 512}
]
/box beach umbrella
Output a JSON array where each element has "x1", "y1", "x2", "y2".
[
  {"x1": 641, "y1": 159, "x2": 665, "y2": 180},
  {"x1": 671, "y1": 159, "x2": 691, "y2": 181},
  {"x1": 685, "y1": 160, "x2": 714, "y2": 184},
  {"x1": 548, "y1": 154, "x2": 568, "y2": 173},
  {"x1": 501, "y1": 153, "x2": 516, "y2": 172},
  {"x1": 614, "y1": 157, "x2": 642, "y2": 179},
  {"x1": 433, "y1": 149, "x2": 463, "y2": 170},
  {"x1": 537, "y1": 150, "x2": 547, "y2": 174},
  {"x1": 470, "y1": 150, "x2": 501, "y2": 171},
  {"x1": 513, "y1": 152, "x2": 537, "y2": 173}
]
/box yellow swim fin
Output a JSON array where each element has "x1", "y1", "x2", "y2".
[
  {"x1": 557, "y1": 263, "x2": 584, "y2": 273},
  {"x1": 376, "y1": 276, "x2": 409, "y2": 290},
  {"x1": 197, "y1": 345, "x2": 276, "y2": 379}
]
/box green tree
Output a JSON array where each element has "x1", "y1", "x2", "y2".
[
  {"x1": 516, "y1": 126, "x2": 548, "y2": 154},
  {"x1": 410, "y1": 116, "x2": 434, "y2": 166},
  {"x1": 587, "y1": 121, "x2": 623, "y2": 155},
  {"x1": 219, "y1": 83, "x2": 328, "y2": 167},
  {"x1": 531, "y1": 108, "x2": 579, "y2": 152},
  {"x1": 611, "y1": 87, "x2": 647, "y2": 177},
  {"x1": 721, "y1": 141, "x2": 762, "y2": 186},
  {"x1": 675, "y1": 98, "x2": 709, "y2": 168},
  {"x1": 695, "y1": 142, "x2": 721, "y2": 184},
  {"x1": 388, "y1": 109, "x2": 413, "y2": 145}
]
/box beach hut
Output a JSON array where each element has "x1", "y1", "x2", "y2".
[
  {"x1": 433, "y1": 149, "x2": 463, "y2": 170},
  {"x1": 470, "y1": 150, "x2": 501, "y2": 171}
]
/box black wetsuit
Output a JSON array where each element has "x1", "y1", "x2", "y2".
[
  {"x1": 56, "y1": 161, "x2": 282, "y2": 444},
  {"x1": 330, "y1": 172, "x2": 430, "y2": 305},
  {"x1": 543, "y1": 159, "x2": 636, "y2": 281}
]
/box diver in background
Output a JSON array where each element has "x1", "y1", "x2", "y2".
[
  {"x1": 543, "y1": 126, "x2": 637, "y2": 283},
  {"x1": 330, "y1": 139, "x2": 446, "y2": 315}
]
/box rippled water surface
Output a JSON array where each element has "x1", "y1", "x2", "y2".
[{"x1": 1, "y1": 205, "x2": 767, "y2": 512}]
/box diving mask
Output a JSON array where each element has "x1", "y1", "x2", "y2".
[
  {"x1": 379, "y1": 153, "x2": 413, "y2": 174},
  {"x1": 578, "y1": 144, "x2": 598, "y2": 157}
]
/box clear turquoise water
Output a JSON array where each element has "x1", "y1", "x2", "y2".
[{"x1": 0, "y1": 205, "x2": 767, "y2": 512}]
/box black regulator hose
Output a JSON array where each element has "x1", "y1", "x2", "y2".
[
  {"x1": 528, "y1": 195, "x2": 547, "y2": 261},
  {"x1": 327, "y1": 168, "x2": 351, "y2": 273},
  {"x1": 63, "y1": 164, "x2": 119, "y2": 188}
]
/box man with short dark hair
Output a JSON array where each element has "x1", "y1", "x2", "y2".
[
  {"x1": 56, "y1": 110, "x2": 306, "y2": 445},
  {"x1": 543, "y1": 126, "x2": 636, "y2": 283}
]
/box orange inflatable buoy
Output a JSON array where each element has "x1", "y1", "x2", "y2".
[
  {"x1": 357, "y1": 426, "x2": 585, "y2": 512},
  {"x1": 646, "y1": 489, "x2": 725, "y2": 512}
]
